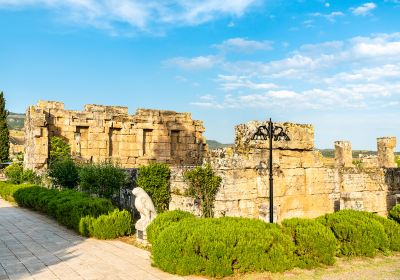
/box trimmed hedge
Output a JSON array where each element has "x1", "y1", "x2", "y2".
[
  {"x1": 282, "y1": 218, "x2": 337, "y2": 268},
  {"x1": 0, "y1": 181, "x2": 36, "y2": 202},
  {"x1": 152, "y1": 217, "x2": 295, "y2": 277},
  {"x1": 147, "y1": 210, "x2": 195, "y2": 244},
  {"x1": 343, "y1": 210, "x2": 400, "y2": 252},
  {"x1": 13, "y1": 186, "x2": 114, "y2": 231},
  {"x1": 317, "y1": 210, "x2": 389, "y2": 257},
  {"x1": 79, "y1": 209, "x2": 133, "y2": 239}
]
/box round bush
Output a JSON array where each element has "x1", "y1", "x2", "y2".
[
  {"x1": 282, "y1": 218, "x2": 337, "y2": 268},
  {"x1": 147, "y1": 210, "x2": 195, "y2": 244},
  {"x1": 152, "y1": 217, "x2": 295, "y2": 277},
  {"x1": 317, "y1": 210, "x2": 389, "y2": 257},
  {"x1": 342, "y1": 210, "x2": 400, "y2": 252}
]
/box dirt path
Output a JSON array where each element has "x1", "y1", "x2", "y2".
[{"x1": 225, "y1": 253, "x2": 400, "y2": 280}]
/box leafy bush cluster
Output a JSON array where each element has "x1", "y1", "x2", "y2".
[
  {"x1": 137, "y1": 163, "x2": 171, "y2": 213},
  {"x1": 183, "y1": 164, "x2": 222, "y2": 218},
  {"x1": 151, "y1": 215, "x2": 294, "y2": 277},
  {"x1": 79, "y1": 209, "x2": 132, "y2": 239},
  {"x1": 79, "y1": 162, "x2": 128, "y2": 198},
  {"x1": 389, "y1": 204, "x2": 400, "y2": 223},
  {"x1": 149, "y1": 209, "x2": 400, "y2": 277},
  {"x1": 0, "y1": 181, "x2": 36, "y2": 202},
  {"x1": 282, "y1": 218, "x2": 337, "y2": 268},
  {"x1": 317, "y1": 210, "x2": 389, "y2": 257},
  {"x1": 4, "y1": 162, "x2": 41, "y2": 185}
]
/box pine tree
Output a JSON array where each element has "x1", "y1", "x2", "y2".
[{"x1": 0, "y1": 92, "x2": 9, "y2": 162}]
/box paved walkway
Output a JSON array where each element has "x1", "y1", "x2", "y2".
[{"x1": 0, "y1": 198, "x2": 199, "y2": 280}]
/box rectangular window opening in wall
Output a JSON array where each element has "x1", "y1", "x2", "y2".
[
  {"x1": 171, "y1": 130, "x2": 180, "y2": 157},
  {"x1": 143, "y1": 129, "x2": 153, "y2": 156}
]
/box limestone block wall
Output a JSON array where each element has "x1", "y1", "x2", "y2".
[
  {"x1": 24, "y1": 101, "x2": 206, "y2": 170},
  {"x1": 170, "y1": 120, "x2": 400, "y2": 222}
]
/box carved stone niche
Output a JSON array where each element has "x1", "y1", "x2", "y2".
[{"x1": 340, "y1": 192, "x2": 364, "y2": 211}]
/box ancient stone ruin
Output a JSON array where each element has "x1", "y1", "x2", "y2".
[
  {"x1": 169, "y1": 121, "x2": 400, "y2": 222},
  {"x1": 20, "y1": 100, "x2": 399, "y2": 223},
  {"x1": 24, "y1": 101, "x2": 206, "y2": 170}
]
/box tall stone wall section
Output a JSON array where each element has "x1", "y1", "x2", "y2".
[
  {"x1": 24, "y1": 101, "x2": 206, "y2": 170},
  {"x1": 170, "y1": 121, "x2": 400, "y2": 222}
]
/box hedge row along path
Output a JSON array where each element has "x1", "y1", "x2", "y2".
[{"x1": 0, "y1": 198, "x2": 203, "y2": 280}]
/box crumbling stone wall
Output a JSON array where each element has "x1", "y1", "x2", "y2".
[
  {"x1": 170, "y1": 121, "x2": 399, "y2": 222},
  {"x1": 24, "y1": 101, "x2": 206, "y2": 170}
]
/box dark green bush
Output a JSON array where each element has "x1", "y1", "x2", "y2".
[
  {"x1": 79, "y1": 162, "x2": 128, "y2": 198},
  {"x1": 184, "y1": 164, "x2": 222, "y2": 217},
  {"x1": 152, "y1": 217, "x2": 295, "y2": 277},
  {"x1": 137, "y1": 163, "x2": 171, "y2": 213},
  {"x1": 0, "y1": 181, "x2": 36, "y2": 202},
  {"x1": 147, "y1": 210, "x2": 195, "y2": 244},
  {"x1": 389, "y1": 204, "x2": 400, "y2": 223},
  {"x1": 79, "y1": 209, "x2": 132, "y2": 239},
  {"x1": 48, "y1": 158, "x2": 79, "y2": 188},
  {"x1": 282, "y1": 218, "x2": 337, "y2": 268},
  {"x1": 13, "y1": 186, "x2": 114, "y2": 232},
  {"x1": 317, "y1": 210, "x2": 389, "y2": 257}
]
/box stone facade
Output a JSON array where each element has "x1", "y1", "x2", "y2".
[
  {"x1": 170, "y1": 121, "x2": 400, "y2": 222},
  {"x1": 24, "y1": 101, "x2": 206, "y2": 170}
]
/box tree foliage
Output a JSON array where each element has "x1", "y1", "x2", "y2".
[
  {"x1": 49, "y1": 136, "x2": 71, "y2": 162},
  {"x1": 183, "y1": 164, "x2": 222, "y2": 218},
  {"x1": 137, "y1": 163, "x2": 171, "y2": 213},
  {"x1": 0, "y1": 92, "x2": 9, "y2": 162}
]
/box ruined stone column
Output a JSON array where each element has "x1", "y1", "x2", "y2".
[
  {"x1": 377, "y1": 137, "x2": 397, "y2": 168},
  {"x1": 335, "y1": 141, "x2": 353, "y2": 167}
]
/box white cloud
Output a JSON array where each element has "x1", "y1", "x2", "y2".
[
  {"x1": 0, "y1": 0, "x2": 259, "y2": 33},
  {"x1": 310, "y1": 11, "x2": 345, "y2": 22},
  {"x1": 164, "y1": 55, "x2": 221, "y2": 70},
  {"x1": 189, "y1": 32, "x2": 400, "y2": 110},
  {"x1": 215, "y1": 38, "x2": 273, "y2": 53},
  {"x1": 351, "y1": 2, "x2": 377, "y2": 16}
]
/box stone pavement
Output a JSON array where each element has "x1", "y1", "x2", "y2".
[{"x1": 0, "y1": 198, "x2": 201, "y2": 280}]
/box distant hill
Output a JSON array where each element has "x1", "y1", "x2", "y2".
[
  {"x1": 7, "y1": 112, "x2": 25, "y2": 130},
  {"x1": 207, "y1": 140, "x2": 233, "y2": 150},
  {"x1": 318, "y1": 149, "x2": 399, "y2": 158}
]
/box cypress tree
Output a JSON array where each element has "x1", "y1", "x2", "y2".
[{"x1": 0, "y1": 92, "x2": 9, "y2": 162}]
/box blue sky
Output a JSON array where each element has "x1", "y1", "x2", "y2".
[{"x1": 1, "y1": 0, "x2": 400, "y2": 150}]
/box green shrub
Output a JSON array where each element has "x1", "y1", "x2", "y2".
[
  {"x1": 152, "y1": 217, "x2": 295, "y2": 277},
  {"x1": 389, "y1": 204, "x2": 400, "y2": 223},
  {"x1": 317, "y1": 210, "x2": 389, "y2": 257},
  {"x1": 282, "y1": 218, "x2": 337, "y2": 268},
  {"x1": 49, "y1": 136, "x2": 71, "y2": 162},
  {"x1": 347, "y1": 210, "x2": 400, "y2": 252},
  {"x1": 137, "y1": 163, "x2": 171, "y2": 213},
  {"x1": 147, "y1": 210, "x2": 195, "y2": 244},
  {"x1": 48, "y1": 158, "x2": 79, "y2": 189},
  {"x1": 79, "y1": 209, "x2": 132, "y2": 239},
  {"x1": 4, "y1": 162, "x2": 23, "y2": 184},
  {"x1": 4, "y1": 163, "x2": 41, "y2": 185},
  {"x1": 183, "y1": 164, "x2": 222, "y2": 217},
  {"x1": 396, "y1": 156, "x2": 400, "y2": 167},
  {"x1": 13, "y1": 186, "x2": 114, "y2": 232},
  {"x1": 79, "y1": 162, "x2": 128, "y2": 198},
  {"x1": 0, "y1": 181, "x2": 35, "y2": 202}
]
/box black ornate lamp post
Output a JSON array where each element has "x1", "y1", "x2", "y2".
[{"x1": 252, "y1": 118, "x2": 290, "y2": 223}]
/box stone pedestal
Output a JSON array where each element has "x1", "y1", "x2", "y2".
[{"x1": 377, "y1": 137, "x2": 397, "y2": 168}]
